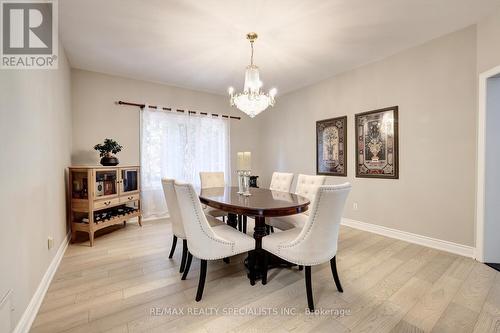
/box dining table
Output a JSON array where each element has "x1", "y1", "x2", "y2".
[{"x1": 197, "y1": 186, "x2": 310, "y2": 283}]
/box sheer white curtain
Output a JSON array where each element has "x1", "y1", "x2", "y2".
[{"x1": 141, "y1": 105, "x2": 230, "y2": 218}]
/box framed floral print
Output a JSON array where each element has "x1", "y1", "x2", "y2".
[
  {"x1": 316, "y1": 116, "x2": 347, "y2": 176},
  {"x1": 355, "y1": 106, "x2": 399, "y2": 179}
]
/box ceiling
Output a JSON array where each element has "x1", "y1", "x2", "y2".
[{"x1": 60, "y1": 0, "x2": 500, "y2": 96}]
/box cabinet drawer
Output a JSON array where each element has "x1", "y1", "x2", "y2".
[
  {"x1": 120, "y1": 194, "x2": 139, "y2": 203},
  {"x1": 94, "y1": 198, "x2": 120, "y2": 209}
]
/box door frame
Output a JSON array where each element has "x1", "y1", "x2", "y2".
[{"x1": 475, "y1": 64, "x2": 500, "y2": 262}]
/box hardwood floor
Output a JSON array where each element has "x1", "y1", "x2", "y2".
[{"x1": 31, "y1": 219, "x2": 500, "y2": 333}]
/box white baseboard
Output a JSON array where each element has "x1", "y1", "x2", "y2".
[
  {"x1": 13, "y1": 233, "x2": 70, "y2": 333},
  {"x1": 341, "y1": 218, "x2": 475, "y2": 258}
]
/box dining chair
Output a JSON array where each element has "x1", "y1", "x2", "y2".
[
  {"x1": 261, "y1": 183, "x2": 352, "y2": 311},
  {"x1": 161, "y1": 178, "x2": 224, "y2": 279},
  {"x1": 269, "y1": 172, "x2": 294, "y2": 192},
  {"x1": 174, "y1": 181, "x2": 255, "y2": 301},
  {"x1": 267, "y1": 174, "x2": 326, "y2": 231},
  {"x1": 267, "y1": 172, "x2": 294, "y2": 233},
  {"x1": 199, "y1": 172, "x2": 229, "y2": 222}
]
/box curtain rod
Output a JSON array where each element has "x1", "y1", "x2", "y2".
[{"x1": 116, "y1": 100, "x2": 241, "y2": 120}]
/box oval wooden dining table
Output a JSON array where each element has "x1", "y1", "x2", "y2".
[{"x1": 198, "y1": 186, "x2": 310, "y2": 283}]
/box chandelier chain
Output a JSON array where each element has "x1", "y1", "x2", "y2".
[{"x1": 250, "y1": 40, "x2": 254, "y2": 66}]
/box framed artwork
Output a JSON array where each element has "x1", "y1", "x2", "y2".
[
  {"x1": 316, "y1": 116, "x2": 347, "y2": 176},
  {"x1": 355, "y1": 106, "x2": 399, "y2": 179}
]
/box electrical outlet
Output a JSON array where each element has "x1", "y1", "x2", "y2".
[
  {"x1": 47, "y1": 237, "x2": 54, "y2": 250},
  {"x1": 353, "y1": 202, "x2": 359, "y2": 211}
]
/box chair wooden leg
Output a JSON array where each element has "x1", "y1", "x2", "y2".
[
  {"x1": 262, "y1": 252, "x2": 269, "y2": 285},
  {"x1": 270, "y1": 226, "x2": 274, "y2": 233},
  {"x1": 181, "y1": 252, "x2": 193, "y2": 280},
  {"x1": 238, "y1": 215, "x2": 243, "y2": 231},
  {"x1": 243, "y1": 216, "x2": 247, "y2": 234},
  {"x1": 265, "y1": 225, "x2": 270, "y2": 235},
  {"x1": 298, "y1": 265, "x2": 303, "y2": 271},
  {"x1": 330, "y1": 256, "x2": 343, "y2": 292},
  {"x1": 179, "y1": 239, "x2": 187, "y2": 273},
  {"x1": 195, "y1": 260, "x2": 207, "y2": 302},
  {"x1": 168, "y1": 235, "x2": 177, "y2": 259},
  {"x1": 223, "y1": 257, "x2": 230, "y2": 264},
  {"x1": 305, "y1": 266, "x2": 314, "y2": 311},
  {"x1": 248, "y1": 251, "x2": 256, "y2": 286},
  {"x1": 223, "y1": 216, "x2": 225, "y2": 223}
]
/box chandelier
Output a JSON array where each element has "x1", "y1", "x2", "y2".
[{"x1": 228, "y1": 32, "x2": 277, "y2": 118}]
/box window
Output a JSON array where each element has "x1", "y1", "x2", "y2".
[{"x1": 141, "y1": 106, "x2": 230, "y2": 218}]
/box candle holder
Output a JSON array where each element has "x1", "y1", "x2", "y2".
[
  {"x1": 237, "y1": 170, "x2": 252, "y2": 196},
  {"x1": 237, "y1": 151, "x2": 252, "y2": 195},
  {"x1": 243, "y1": 170, "x2": 252, "y2": 196},
  {"x1": 237, "y1": 170, "x2": 245, "y2": 194}
]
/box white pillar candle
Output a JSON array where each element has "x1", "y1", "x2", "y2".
[
  {"x1": 237, "y1": 152, "x2": 244, "y2": 170},
  {"x1": 243, "y1": 152, "x2": 251, "y2": 170}
]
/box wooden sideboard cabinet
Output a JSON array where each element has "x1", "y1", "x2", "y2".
[{"x1": 68, "y1": 166, "x2": 142, "y2": 246}]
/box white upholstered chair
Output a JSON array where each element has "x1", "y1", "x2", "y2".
[
  {"x1": 161, "y1": 178, "x2": 223, "y2": 279},
  {"x1": 267, "y1": 174, "x2": 326, "y2": 231},
  {"x1": 266, "y1": 172, "x2": 295, "y2": 233},
  {"x1": 199, "y1": 172, "x2": 228, "y2": 221},
  {"x1": 199, "y1": 171, "x2": 225, "y2": 188},
  {"x1": 269, "y1": 172, "x2": 294, "y2": 192},
  {"x1": 262, "y1": 183, "x2": 352, "y2": 311},
  {"x1": 174, "y1": 181, "x2": 255, "y2": 301}
]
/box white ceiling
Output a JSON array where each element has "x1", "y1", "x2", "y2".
[{"x1": 60, "y1": 0, "x2": 500, "y2": 96}]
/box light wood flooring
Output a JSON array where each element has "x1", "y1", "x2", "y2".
[{"x1": 31, "y1": 219, "x2": 500, "y2": 333}]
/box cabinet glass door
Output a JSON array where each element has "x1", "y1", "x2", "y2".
[
  {"x1": 71, "y1": 170, "x2": 88, "y2": 199},
  {"x1": 94, "y1": 170, "x2": 118, "y2": 198},
  {"x1": 121, "y1": 168, "x2": 139, "y2": 194}
]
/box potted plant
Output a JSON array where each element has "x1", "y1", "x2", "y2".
[{"x1": 94, "y1": 138, "x2": 123, "y2": 166}]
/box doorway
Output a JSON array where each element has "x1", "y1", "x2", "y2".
[{"x1": 477, "y1": 65, "x2": 500, "y2": 270}]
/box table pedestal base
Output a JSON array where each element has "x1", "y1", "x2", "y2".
[
  {"x1": 244, "y1": 251, "x2": 300, "y2": 284},
  {"x1": 223, "y1": 214, "x2": 304, "y2": 285}
]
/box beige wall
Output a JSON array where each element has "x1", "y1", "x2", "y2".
[
  {"x1": 257, "y1": 26, "x2": 477, "y2": 246},
  {"x1": 477, "y1": 6, "x2": 500, "y2": 73},
  {"x1": 71, "y1": 69, "x2": 261, "y2": 185},
  {"x1": 0, "y1": 45, "x2": 72, "y2": 328}
]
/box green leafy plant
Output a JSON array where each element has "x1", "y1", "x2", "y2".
[{"x1": 94, "y1": 138, "x2": 123, "y2": 157}]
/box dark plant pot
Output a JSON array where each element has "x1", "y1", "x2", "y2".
[{"x1": 100, "y1": 155, "x2": 119, "y2": 166}]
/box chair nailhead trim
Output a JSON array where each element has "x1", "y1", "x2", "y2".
[
  {"x1": 184, "y1": 185, "x2": 236, "y2": 257},
  {"x1": 276, "y1": 187, "x2": 342, "y2": 266}
]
